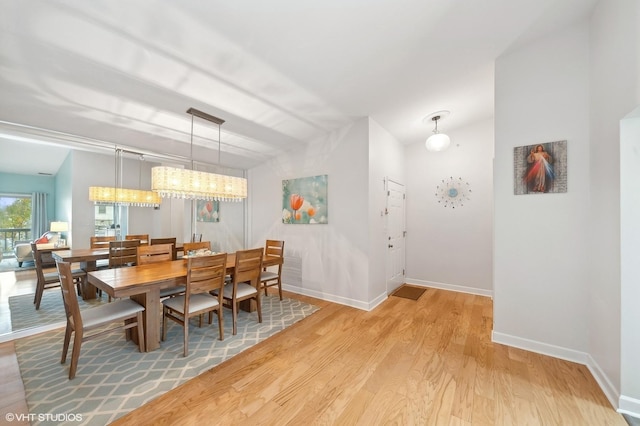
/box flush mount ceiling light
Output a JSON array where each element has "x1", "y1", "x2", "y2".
[
  {"x1": 423, "y1": 110, "x2": 451, "y2": 152},
  {"x1": 151, "y1": 108, "x2": 247, "y2": 202}
]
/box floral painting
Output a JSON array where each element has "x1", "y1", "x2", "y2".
[
  {"x1": 282, "y1": 175, "x2": 328, "y2": 224},
  {"x1": 514, "y1": 140, "x2": 567, "y2": 195},
  {"x1": 196, "y1": 200, "x2": 220, "y2": 222}
]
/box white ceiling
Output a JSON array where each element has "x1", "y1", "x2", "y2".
[{"x1": 0, "y1": 0, "x2": 597, "y2": 176}]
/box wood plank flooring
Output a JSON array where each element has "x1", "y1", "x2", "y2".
[{"x1": 111, "y1": 288, "x2": 626, "y2": 425}]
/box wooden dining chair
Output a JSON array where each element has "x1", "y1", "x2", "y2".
[
  {"x1": 183, "y1": 241, "x2": 211, "y2": 253},
  {"x1": 212, "y1": 247, "x2": 263, "y2": 335},
  {"x1": 56, "y1": 261, "x2": 145, "y2": 379},
  {"x1": 125, "y1": 234, "x2": 149, "y2": 245},
  {"x1": 191, "y1": 233, "x2": 202, "y2": 242},
  {"x1": 150, "y1": 237, "x2": 177, "y2": 260},
  {"x1": 108, "y1": 240, "x2": 140, "y2": 268},
  {"x1": 138, "y1": 243, "x2": 186, "y2": 299},
  {"x1": 90, "y1": 235, "x2": 116, "y2": 249},
  {"x1": 90, "y1": 235, "x2": 115, "y2": 269},
  {"x1": 260, "y1": 240, "x2": 285, "y2": 300},
  {"x1": 162, "y1": 253, "x2": 227, "y2": 356},
  {"x1": 31, "y1": 243, "x2": 85, "y2": 310}
]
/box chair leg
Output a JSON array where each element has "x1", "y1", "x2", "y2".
[
  {"x1": 61, "y1": 323, "x2": 72, "y2": 364},
  {"x1": 162, "y1": 307, "x2": 168, "y2": 341},
  {"x1": 232, "y1": 300, "x2": 238, "y2": 335},
  {"x1": 136, "y1": 312, "x2": 145, "y2": 353},
  {"x1": 34, "y1": 280, "x2": 44, "y2": 310},
  {"x1": 217, "y1": 308, "x2": 224, "y2": 341},
  {"x1": 255, "y1": 295, "x2": 262, "y2": 324},
  {"x1": 277, "y1": 279, "x2": 283, "y2": 301},
  {"x1": 183, "y1": 319, "x2": 189, "y2": 357},
  {"x1": 69, "y1": 329, "x2": 83, "y2": 380}
]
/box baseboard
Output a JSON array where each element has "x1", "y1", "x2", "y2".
[
  {"x1": 282, "y1": 283, "x2": 372, "y2": 311},
  {"x1": 619, "y1": 395, "x2": 640, "y2": 419},
  {"x1": 492, "y1": 331, "x2": 624, "y2": 412},
  {"x1": 0, "y1": 321, "x2": 65, "y2": 344},
  {"x1": 404, "y1": 278, "x2": 493, "y2": 298}
]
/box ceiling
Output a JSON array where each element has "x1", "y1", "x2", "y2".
[{"x1": 0, "y1": 0, "x2": 597, "y2": 176}]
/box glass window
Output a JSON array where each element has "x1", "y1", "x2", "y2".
[{"x1": 0, "y1": 194, "x2": 32, "y2": 255}]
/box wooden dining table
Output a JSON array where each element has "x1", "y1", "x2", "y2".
[
  {"x1": 86, "y1": 253, "x2": 283, "y2": 352},
  {"x1": 52, "y1": 248, "x2": 110, "y2": 299}
]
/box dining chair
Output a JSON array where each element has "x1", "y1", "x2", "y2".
[
  {"x1": 191, "y1": 233, "x2": 202, "y2": 242},
  {"x1": 90, "y1": 235, "x2": 115, "y2": 269},
  {"x1": 90, "y1": 235, "x2": 116, "y2": 249},
  {"x1": 108, "y1": 240, "x2": 140, "y2": 268},
  {"x1": 212, "y1": 247, "x2": 263, "y2": 335},
  {"x1": 162, "y1": 253, "x2": 227, "y2": 356},
  {"x1": 56, "y1": 260, "x2": 145, "y2": 379},
  {"x1": 183, "y1": 241, "x2": 211, "y2": 253},
  {"x1": 150, "y1": 237, "x2": 177, "y2": 260},
  {"x1": 125, "y1": 234, "x2": 150, "y2": 245},
  {"x1": 31, "y1": 243, "x2": 85, "y2": 310},
  {"x1": 138, "y1": 243, "x2": 186, "y2": 299},
  {"x1": 260, "y1": 240, "x2": 285, "y2": 300}
]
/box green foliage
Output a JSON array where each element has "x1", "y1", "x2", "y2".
[{"x1": 0, "y1": 198, "x2": 31, "y2": 228}]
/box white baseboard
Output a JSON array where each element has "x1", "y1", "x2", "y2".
[
  {"x1": 282, "y1": 283, "x2": 372, "y2": 311},
  {"x1": 404, "y1": 278, "x2": 493, "y2": 298},
  {"x1": 619, "y1": 395, "x2": 640, "y2": 419},
  {"x1": 0, "y1": 321, "x2": 64, "y2": 344}
]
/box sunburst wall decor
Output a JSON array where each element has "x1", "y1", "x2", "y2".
[{"x1": 435, "y1": 177, "x2": 471, "y2": 208}]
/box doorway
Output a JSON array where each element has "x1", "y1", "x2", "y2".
[{"x1": 386, "y1": 179, "x2": 406, "y2": 295}]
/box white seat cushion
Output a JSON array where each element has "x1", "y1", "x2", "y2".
[
  {"x1": 82, "y1": 299, "x2": 144, "y2": 329},
  {"x1": 213, "y1": 282, "x2": 257, "y2": 299},
  {"x1": 163, "y1": 293, "x2": 219, "y2": 314},
  {"x1": 260, "y1": 271, "x2": 279, "y2": 282}
]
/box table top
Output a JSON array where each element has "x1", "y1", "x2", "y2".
[{"x1": 52, "y1": 248, "x2": 109, "y2": 262}]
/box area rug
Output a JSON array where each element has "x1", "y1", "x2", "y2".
[
  {"x1": 392, "y1": 285, "x2": 427, "y2": 300},
  {"x1": 9, "y1": 290, "x2": 109, "y2": 332},
  {"x1": 15, "y1": 295, "x2": 319, "y2": 425}
]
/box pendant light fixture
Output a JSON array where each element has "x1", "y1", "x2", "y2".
[
  {"x1": 424, "y1": 110, "x2": 451, "y2": 152},
  {"x1": 89, "y1": 149, "x2": 161, "y2": 207},
  {"x1": 151, "y1": 108, "x2": 247, "y2": 201}
]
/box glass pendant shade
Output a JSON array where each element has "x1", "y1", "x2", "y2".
[
  {"x1": 425, "y1": 132, "x2": 451, "y2": 152},
  {"x1": 89, "y1": 186, "x2": 161, "y2": 207},
  {"x1": 151, "y1": 167, "x2": 247, "y2": 202}
]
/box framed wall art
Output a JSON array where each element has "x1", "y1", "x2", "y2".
[
  {"x1": 196, "y1": 200, "x2": 220, "y2": 222},
  {"x1": 514, "y1": 140, "x2": 567, "y2": 195},
  {"x1": 282, "y1": 174, "x2": 328, "y2": 224}
]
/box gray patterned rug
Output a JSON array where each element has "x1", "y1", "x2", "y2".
[
  {"x1": 9, "y1": 290, "x2": 109, "y2": 332},
  {"x1": 15, "y1": 295, "x2": 319, "y2": 425}
]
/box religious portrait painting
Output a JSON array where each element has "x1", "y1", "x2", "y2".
[{"x1": 514, "y1": 140, "x2": 567, "y2": 195}]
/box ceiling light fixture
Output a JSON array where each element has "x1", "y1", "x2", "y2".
[
  {"x1": 89, "y1": 149, "x2": 161, "y2": 207},
  {"x1": 424, "y1": 110, "x2": 451, "y2": 152},
  {"x1": 151, "y1": 108, "x2": 247, "y2": 202}
]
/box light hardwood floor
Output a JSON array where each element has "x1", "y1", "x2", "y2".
[{"x1": 110, "y1": 287, "x2": 626, "y2": 425}]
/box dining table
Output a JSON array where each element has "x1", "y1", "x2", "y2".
[
  {"x1": 52, "y1": 248, "x2": 110, "y2": 299},
  {"x1": 86, "y1": 253, "x2": 283, "y2": 352}
]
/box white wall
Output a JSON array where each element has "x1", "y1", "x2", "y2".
[
  {"x1": 405, "y1": 118, "x2": 494, "y2": 295},
  {"x1": 591, "y1": 0, "x2": 640, "y2": 414},
  {"x1": 248, "y1": 118, "x2": 373, "y2": 309},
  {"x1": 368, "y1": 118, "x2": 406, "y2": 302},
  {"x1": 493, "y1": 21, "x2": 591, "y2": 357}
]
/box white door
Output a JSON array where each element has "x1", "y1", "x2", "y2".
[{"x1": 386, "y1": 179, "x2": 406, "y2": 294}]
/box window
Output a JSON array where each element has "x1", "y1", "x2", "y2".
[
  {"x1": 94, "y1": 204, "x2": 128, "y2": 238},
  {"x1": 0, "y1": 194, "x2": 32, "y2": 255}
]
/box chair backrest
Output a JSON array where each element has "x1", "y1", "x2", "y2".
[
  {"x1": 186, "y1": 253, "x2": 227, "y2": 297},
  {"x1": 90, "y1": 235, "x2": 116, "y2": 249},
  {"x1": 56, "y1": 261, "x2": 82, "y2": 330},
  {"x1": 183, "y1": 241, "x2": 211, "y2": 253},
  {"x1": 191, "y1": 233, "x2": 202, "y2": 242},
  {"x1": 150, "y1": 237, "x2": 177, "y2": 260},
  {"x1": 125, "y1": 234, "x2": 149, "y2": 245},
  {"x1": 30, "y1": 242, "x2": 49, "y2": 287},
  {"x1": 109, "y1": 240, "x2": 140, "y2": 268},
  {"x1": 233, "y1": 247, "x2": 264, "y2": 289},
  {"x1": 137, "y1": 243, "x2": 173, "y2": 265},
  {"x1": 265, "y1": 240, "x2": 284, "y2": 271}
]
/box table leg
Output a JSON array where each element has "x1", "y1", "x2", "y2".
[
  {"x1": 131, "y1": 289, "x2": 161, "y2": 352},
  {"x1": 80, "y1": 261, "x2": 98, "y2": 299}
]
